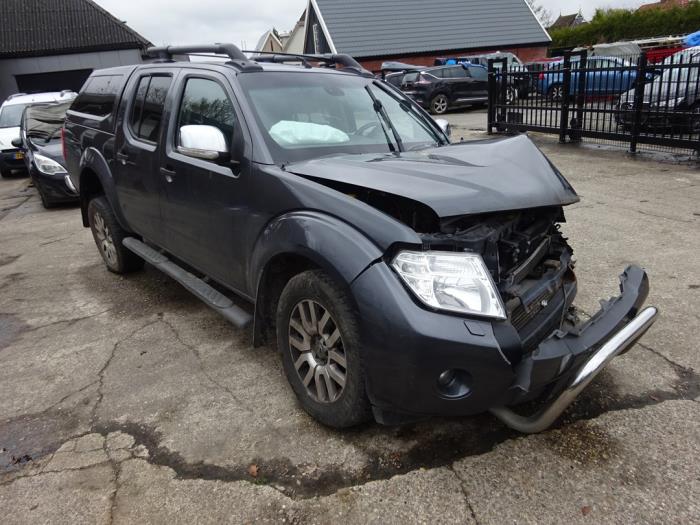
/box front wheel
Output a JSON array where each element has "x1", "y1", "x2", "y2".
[
  {"x1": 505, "y1": 86, "x2": 518, "y2": 105},
  {"x1": 277, "y1": 270, "x2": 370, "y2": 428},
  {"x1": 430, "y1": 94, "x2": 449, "y2": 115},
  {"x1": 548, "y1": 84, "x2": 564, "y2": 103},
  {"x1": 87, "y1": 196, "x2": 144, "y2": 274}
]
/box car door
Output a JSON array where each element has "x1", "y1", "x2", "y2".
[
  {"x1": 442, "y1": 66, "x2": 470, "y2": 105},
  {"x1": 467, "y1": 66, "x2": 489, "y2": 101},
  {"x1": 160, "y1": 71, "x2": 250, "y2": 289},
  {"x1": 113, "y1": 70, "x2": 175, "y2": 245}
]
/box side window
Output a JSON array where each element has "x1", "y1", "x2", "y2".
[
  {"x1": 129, "y1": 75, "x2": 172, "y2": 142},
  {"x1": 427, "y1": 69, "x2": 444, "y2": 79},
  {"x1": 446, "y1": 67, "x2": 468, "y2": 78},
  {"x1": 177, "y1": 78, "x2": 236, "y2": 150},
  {"x1": 469, "y1": 67, "x2": 488, "y2": 81},
  {"x1": 71, "y1": 75, "x2": 122, "y2": 117}
]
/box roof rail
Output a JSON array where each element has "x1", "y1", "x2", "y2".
[
  {"x1": 145, "y1": 43, "x2": 262, "y2": 72},
  {"x1": 7, "y1": 93, "x2": 27, "y2": 100},
  {"x1": 242, "y1": 50, "x2": 374, "y2": 77}
]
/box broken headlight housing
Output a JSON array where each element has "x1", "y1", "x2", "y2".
[{"x1": 391, "y1": 251, "x2": 506, "y2": 319}]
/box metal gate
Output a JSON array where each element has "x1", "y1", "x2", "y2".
[{"x1": 488, "y1": 50, "x2": 700, "y2": 153}]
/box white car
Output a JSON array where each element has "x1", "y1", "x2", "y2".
[{"x1": 0, "y1": 91, "x2": 76, "y2": 177}]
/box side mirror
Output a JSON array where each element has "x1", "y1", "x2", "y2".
[
  {"x1": 11, "y1": 137, "x2": 22, "y2": 148},
  {"x1": 434, "y1": 118, "x2": 451, "y2": 138},
  {"x1": 177, "y1": 125, "x2": 229, "y2": 161}
]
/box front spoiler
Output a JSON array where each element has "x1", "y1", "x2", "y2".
[{"x1": 490, "y1": 265, "x2": 658, "y2": 433}]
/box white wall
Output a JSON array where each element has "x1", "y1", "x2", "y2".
[{"x1": 0, "y1": 48, "x2": 143, "y2": 101}]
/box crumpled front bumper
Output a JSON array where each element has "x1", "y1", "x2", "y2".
[{"x1": 490, "y1": 265, "x2": 657, "y2": 433}]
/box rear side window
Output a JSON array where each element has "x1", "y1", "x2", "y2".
[
  {"x1": 468, "y1": 66, "x2": 488, "y2": 81},
  {"x1": 130, "y1": 75, "x2": 172, "y2": 142},
  {"x1": 71, "y1": 75, "x2": 122, "y2": 118},
  {"x1": 426, "y1": 69, "x2": 444, "y2": 78},
  {"x1": 445, "y1": 67, "x2": 468, "y2": 79}
]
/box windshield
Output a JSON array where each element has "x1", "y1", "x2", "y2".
[
  {"x1": 24, "y1": 101, "x2": 72, "y2": 142},
  {"x1": 0, "y1": 104, "x2": 29, "y2": 128},
  {"x1": 238, "y1": 72, "x2": 446, "y2": 163}
]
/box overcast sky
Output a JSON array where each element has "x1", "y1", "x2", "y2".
[{"x1": 94, "y1": 0, "x2": 655, "y2": 49}]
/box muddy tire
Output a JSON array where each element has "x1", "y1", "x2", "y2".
[
  {"x1": 276, "y1": 269, "x2": 370, "y2": 428},
  {"x1": 87, "y1": 196, "x2": 144, "y2": 274}
]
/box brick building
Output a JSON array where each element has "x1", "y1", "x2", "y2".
[{"x1": 301, "y1": 0, "x2": 551, "y2": 72}]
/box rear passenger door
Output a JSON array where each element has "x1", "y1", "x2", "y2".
[
  {"x1": 160, "y1": 71, "x2": 250, "y2": 289},
  {"x1": 113, "y1": 69, "x2": 175, "y2": 244}
]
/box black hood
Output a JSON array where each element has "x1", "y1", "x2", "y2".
[
  {"x1": 32, "y1": 140, "x2": 66, "y2": 167},
  {"x1": 286, "y1": 134, "x2": 579, "y2": 218}
]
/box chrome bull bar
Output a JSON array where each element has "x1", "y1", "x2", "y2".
[{"x1": 490, "y1": 306, "x2": 658, "y2": 434}]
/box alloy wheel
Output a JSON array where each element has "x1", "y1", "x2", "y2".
[
  {"x1": 550, "y1": 85, "x2": 563, "y2": 102},
  {"x1": 432, "y1": 95, "x2": 448, "y2": 114},
  {"x1": 93, "y1": 210, "x2": 117, "y2": 267},
  {"x1": 288, "y1": 299, "x2": 347, "y2": 404},
  {"x1": 506, "y1": 86, "x2": 518, "y2": 105}
]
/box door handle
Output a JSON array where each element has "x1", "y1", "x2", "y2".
[
  {"x1": 160, "y1": 166, "x2": 176, "y2": 183},
  {"x1": 116, "y1": 152, "x2": 129, "y2": 166}
]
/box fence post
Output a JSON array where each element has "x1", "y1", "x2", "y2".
[
  {"x1": 559, "y1": 53, "x2": 572, "y2": 143},
  {"x1": 572, "y1": 50, "x2": 587, "y2": 142},
  {"x1": 487, "y1": 59, "x2": 495, "y2": 134},
  {"x1": 630, "y1": 52, "x2": 648, "y2": 154},
  {"x1": 499, "y1": 58, "x2": 508, "y2": 128}
]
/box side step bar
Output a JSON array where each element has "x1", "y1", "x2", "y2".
[{"x1": 122, "y1": 237, "x2": 253, "y2": 329}]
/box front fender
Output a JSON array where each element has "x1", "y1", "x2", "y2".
[
  {"x1": 79, "y1": 147, "x2": 129, "y2": 230},
  {"x1": 249, "y1": 211, "x2": 384, "y2": 295}
]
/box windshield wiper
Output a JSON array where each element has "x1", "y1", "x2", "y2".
[
  {"x1": 373, "y1": 81, "x2": 445, "y2": 146},
  {"x1": 364, "y1": 85, "x2": 404, "y2": 153}
]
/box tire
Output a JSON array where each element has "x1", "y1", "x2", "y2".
[
  {"x1": 505, "y1": 86, "x2": 518, "y2": 105},
  {"x1": 430, "y1": 94, "x2": 449, "y2": 115},
  {"x1": 276, "y1": 269, "x2": 370, "y2": 428},
  {"x1": 689, "y1": 105, "x2": 700, "y2": 134},
  {"x1": 0, "y1": 168, "x2": 11, "y2": 178},
  {"x1": 548, "y1": 84, "x2": 564, "y2": 103},
  {"x1": 32, "y1": 177, "x2": 55, "y2": 209},
  {"x1": 87, "y1": 196, "x2": 144, "y2": 274}
]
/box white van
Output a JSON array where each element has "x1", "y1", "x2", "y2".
[{"x1": 0, "y1": 91, "x2": 76, "y2": 177}]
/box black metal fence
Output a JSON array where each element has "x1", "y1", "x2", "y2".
[{"x1": 488, "y1": 50, "x2": 700, "y2": 153}]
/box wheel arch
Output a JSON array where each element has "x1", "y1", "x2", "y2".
[
  {"x1": 250, "y1": 211, "x2": 383, "y2": 347},
  {"x1": 78, "y1": 147, "x2": 129, "y2": 230}
]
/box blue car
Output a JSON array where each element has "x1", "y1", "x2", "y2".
[{"x1": 538, "y1": 56, "x2": 644, "y2": 101}]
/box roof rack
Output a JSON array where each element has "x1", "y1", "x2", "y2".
[
  {"x1": 242, "y1": 50, "x2": 374, "y2": 77},
  {"x1": 145, "y1": 43, "x2": 262, "y2": 72}
]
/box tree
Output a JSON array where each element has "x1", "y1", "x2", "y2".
[{"x1": 526, "y1": 0, "x2": 553, "y2": 28}]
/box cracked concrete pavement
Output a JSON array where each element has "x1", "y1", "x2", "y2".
[{"x1": 0, "y1": 126, "x2": 699, "y2": 523}]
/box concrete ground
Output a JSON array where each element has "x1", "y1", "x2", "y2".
[{"x1": 0, "y1": 118, "x2": 698, "y2": 523}]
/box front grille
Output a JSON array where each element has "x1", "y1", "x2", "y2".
[{"x1": 510, "y1": 287, "x2": 557, "y2": 331}]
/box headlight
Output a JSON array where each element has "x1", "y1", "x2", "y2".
[
  {"x1": 34, "y1": 154, "x2": 67, "y2": 175},
  {"x1": 391, "y1": 251, "x2": 506, "y2": 319}
]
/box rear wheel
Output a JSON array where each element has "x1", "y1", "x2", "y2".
[
  {"x1": 0, "y1": 168, "x2": 11, "y2": 178},
  {"x1": 277, "y1": 270, "x2": 370, "y2": 428},
  {"x1": 430, "y1": 94, "x2": 449, "y2": 115},
  {"x1": 87, "y1": 196, "x2": 144, "y2": 274}
]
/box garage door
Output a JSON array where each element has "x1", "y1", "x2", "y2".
[{"x1": 15, "y1": 69, "x2": 93, "y2": 94}]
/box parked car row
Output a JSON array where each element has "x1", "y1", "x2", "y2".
[{"x1": 0, "y1": 91, "x2": 77, "y2": 207}]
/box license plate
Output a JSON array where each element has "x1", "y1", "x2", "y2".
[{"x1": 14, "y1": 152, "x2": 23, "y2": 160}]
